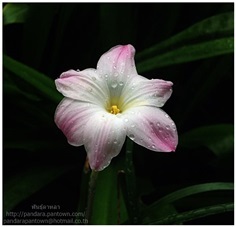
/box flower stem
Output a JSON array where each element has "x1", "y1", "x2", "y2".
[
  {"x1": 85, "y1": 170, "x2": 99, "y2": 224},
  {"x1": 125, "y1": 138, "x2": 139, "y2": 224}
]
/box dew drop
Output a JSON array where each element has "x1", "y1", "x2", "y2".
[
  {"x1": 124, "y1": 118, "x2": 129, "y2": 122},
  {"x1": 113, "y1": 139, "x2": 118, "y2": 144},
  {"x1": 166, "y1": 125, "x2": 170, "y2": 130},
  {"x1": 165, "y1": 114, "x2": 169, "y2": 118},
  {"x1": 171, "y1": 122, "x2": 176, "y2": 131},
  {"x1": 113, "y1": 65, "x2": 117, "y2": 69},
  {"x1": 129, "y1": 134, "x2": 135, "y2": 140},
  {"x1": 111, "y1": 80, "x2": 118, "y2": 88},
  {"x1": 76, "y1": 69, "x2": 80, "y2": 72},
  {"x1": 119, "y1": 81, "x2": 124, "y2": 86},
  {"x1": 131, "y1": 86, "x2": 134, "y2": 90},
  {"x1": 156, "y1": 122, "x2": 160, "y2": 127},
  {"x1": 151, "y1": 145, "x2": 156, "y2": 149},
  {"x1": 131, "y1": 124, "x2": 135, "y2": 128},
  {"x1": 87, "y1": 87, "x2": 93, "y2": 92}
]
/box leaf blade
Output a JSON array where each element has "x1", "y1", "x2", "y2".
[
  {"x1": 3, "y1": 55, "x2": 62, "y2": 103},
  {"x1": 137, "y1": 37, "x2": 233, "y2": 73}
]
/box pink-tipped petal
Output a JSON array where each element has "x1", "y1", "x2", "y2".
[
  {"x1": 55, "y1": 69, "x2": 109, "y2": 106},
  {"x1": 121, "y1": 75, "x2": 173, "y2": 109},
  {"x1": 55, "y1": 98, "x2": 104, "y2": 146},
  {"x1": 123, "y1": 106, "x2": 178, "y2": 152},
  {"x1": 97, "y1": 44, "x2": 138, "y2": 80},
  {"x1": 83, "y1": 113, "x2": 126, "y2": 171}
]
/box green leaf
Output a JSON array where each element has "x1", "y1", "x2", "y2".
[
  {"x1": 175, "y1": 55, "x2": 233, "y2": 127},
  {"x1": 4, "y1": 136, "x2": 66, "y2": 152},
  {"x1": 21, "y1": 4, "x2": 58, "y2": 69},
  {"x1": 4, "y1": 165, "x2": 72, "y2": 215},
  {"x1": 137, "y1": 37, "x2": 233, "y2": 73},
  {"x1": 47, "y1": 5, "x2": 75, "y2": 73},
  {"x1": 141, "y1": 182, "x2": 233, "y2": 223},
  {"x1": 4, "y1": 83, "x2": 41, "y2": 102},
  {"x1": 99, "y1": 4, "x2": 137, "y2": 51},
  {"x1": 3, "y1": 55, "x2": 62, "y2": 103},
  {"x1": 179, "y1": 124, "x2": 234, "y2": 158},
  {"x1": 3, "y1": 3, "x2": 29, "y2": 25},
  {"x1": 90, "y1": 159, "x2": 128, "y2": 224},
  {"x1": 148, "y1": 203, "x2": 233, "y2": 224},
  {"x1": 136, "y1": 12, "x2": 233, "y2": 61}
]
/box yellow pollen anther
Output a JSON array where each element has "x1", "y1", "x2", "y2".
[{"x1": 110, "y1": 105, "x2": 120, "y2": 115}]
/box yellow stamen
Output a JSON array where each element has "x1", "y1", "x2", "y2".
[{"x1": 110, "y1": 105, "x2": 120, "y2": 115}]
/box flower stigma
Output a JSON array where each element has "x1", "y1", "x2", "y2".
[{"x1": 110, "y1": 105, "x2": 121, "y2": 115}]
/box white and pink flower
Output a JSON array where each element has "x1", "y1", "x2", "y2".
[{"x1": 55, "y1": 45, "x2": 178, "y2": 171}]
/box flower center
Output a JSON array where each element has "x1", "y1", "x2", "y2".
[{"x1": 110, "y1": 105, "x2": 120, "y2": 115}]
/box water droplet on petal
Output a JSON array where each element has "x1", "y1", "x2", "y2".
[
  {"x1": 156, "y1": 122, "x2": 160, "y2": 127},
  {"x1": 111, "y1": 80, "x2": 118, "y2": 88},
  {"x1": 166, "y1": 125, "x2": 170, "y2": 130},
  {"x1": 151, "y1": 145, "x2": 156, "y2": 149},
  {"x1": 171, "y1": 122, "x2": 176, "y2": 131},
  {"x1": 165, "y1": 114, "x2": 169, "y2": 118},
  {"x1": 129, "y1": 134, "x2": 135, "y2": 140},
  {"x1": 76, "y1": 69, "x2": 80, "y2": 72},
  {"x1": 131, "y1": 124, "x2": 135, "y2": 128},
  {"x1": 119, "y1": 81, "x2": 124, "y2": 86},
  {"x1": 124, "y1": 118, "x2": 129, "y2": 122},
  {"x1": 114, "y1": 139, "x2": 118, "y2": 144}
]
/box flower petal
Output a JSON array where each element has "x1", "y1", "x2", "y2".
[
  {"x1": 97, "y1": 44, "x2": 138, "y2": 81},
  {"x1": 55, "y1": 98, "x2": 104, "y2": 146},
  {"x1": 55, "y1": 69, "x2": 109, "y2": 107},
  {"x1": 122, "y1": 106, "x2": 178, "y2": 152},
  {"x1": 83, "y1": 112, "x2": 126, "y2": 171},
  {"x1": 121, "y1": 75, "x2": 173, "y2": 110}
]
